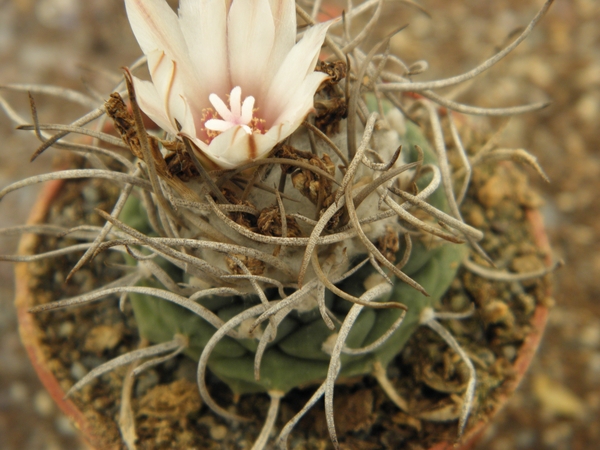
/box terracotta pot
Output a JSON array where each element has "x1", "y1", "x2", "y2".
[
  {"x1": 15, "y1": 178, "x2": 99, "y2": 449},
  {"x1": 428, "y1": 209, "x2": 551, "y2": 450},
  {"x1": 14, "y1": 178, "x2": 552, "y2": 450}
]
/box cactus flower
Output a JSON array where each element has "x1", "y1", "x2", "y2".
[{"x1": 125, "y1": 0, "x2": 333, "y2": 169}]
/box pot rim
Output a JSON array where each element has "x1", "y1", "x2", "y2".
[
  {"x1": 14, "y1": 178, "x2": 552, "y2": 450},
  {"x1": 14, "y1": 178, "x2": 110, "y2": 449}
]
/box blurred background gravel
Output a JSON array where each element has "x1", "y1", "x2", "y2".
[{"x1": 0, "y1": 1, "x2": 598, "y2": 449}]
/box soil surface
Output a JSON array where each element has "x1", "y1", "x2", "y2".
[
  {"x1": 18, "y1": 157, "x2": 550, "y2": 450},
  {"x1": 0, "y1": 1, "x2": 598, "y2": 450}
]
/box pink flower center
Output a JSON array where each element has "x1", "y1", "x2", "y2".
[
  {"x1": 201, "y1": 86, "x2": 268, "y2": 143},
  {"x1": 204, "y1": 86, "x2": 255, "y2": 135}
]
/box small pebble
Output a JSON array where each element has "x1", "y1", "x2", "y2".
[
  {"x1": 483, "y1": 300, "x2": 515, "y2": 326},
  {"x1": 511, "y1": 254, "x2": 544, "y2": 274},
  {"x1": 579, "y1": 324, "x2": 600, "y2": 348},
  {"x1": 210, "y1": 424, "x2": 228, "y2": 441},
  {"x1": 135, "y1": 370, "x2": 160, "y2": 398},
  {"x1": 58, "y1": 321, "x2": 75, "y2": 338},
  {"x1": 512, "y1": 254, "x2": 545, "y2": 287},
  {"x1": 450, "y1": 294, "x2": 469, "y2": 312},
  {"x1": 55, "y1": 414, "x2": 77, "y2": 436},
  {"x1": 533, "y1": 374, "x2": 586, "y2": 420},
  {"x1": 466, "y1": 205, "x2": 485, "y2": 228},
  {"x1": 70, "y1": 361, "x2": 88, "y2": 381},
  {"x1": 33, "y1": 390, "x2": 54, "y2": 417},
  {"x1": 477, "y1": 174, "x2": 510, "y2": 208},
  {"x1": 9, "y1": 381, "x2": 29, "y2": 403},
  {"x1": 84, "y1": 324, "x2": 123, "y2": 353},
  {"x1": 174, "y1": 358, "x2": 198, "y2": 382},
  {"x1": 517, "y1": 294, "x2": 536, "y2": 316},
  {"x1": 542, "y1": 422, "x2": 573, "y2": 448},
  {"x1": 502, "y1": 345, "x2": 517, "y2": 361},
  {"x1": 82, "y1": 184, "x2": 100, "y2": 204}
]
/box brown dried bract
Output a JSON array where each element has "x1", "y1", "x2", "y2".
[
  {"x1": 314, "y1": 98, "x2": 347, "y2": 136},
  {"x1": 220, "y1": 187, "x2": 256, "y2": 230},
  {"x1": 315, "y1": 60, "x2": 347, "y2": 86},
  {"x1": 276, "y1": 145, "x2": 336, "y2": 205},
  {"x1": 314, "y1": 61, "x2": 348, "y2": 135},
  {"x1": 105, "y1": 92, "x2": 144, "y2": 160},
  {"x1": 108, "y1": 86, "x2": 205, "y2": 203},
  {"x1": 256, "y1": 205, "x2": 303, "y2": 238},
  {"x1": 163, "y1": 145, "x2": 200, "y2": 182},
  {"x1": 105, "y1": 92, "x2": 169, "y2": 178},
  {"x1": 274, "y1": 145, "x2": 346, "y2": 229},
  {"x1": 377, "y1": 225, "x2": 400, "y2": 263},
  {"x1": 225, "y1": 254, "x2": 265, "y2": 276}
]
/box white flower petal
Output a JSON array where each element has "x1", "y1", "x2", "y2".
[
  {"x1": 125, "y1": 0, "x2": 186, "y2": 65},
  {"x1": 259, "y1": 0, "x2": 296, "y2": 96},
  {"x1": 230, "y1": 86, "x2": 242, "y2": 119},
  {"x1": 178, "y1": 0, "x2": 228, "y2": 98},
  {"x1": 264, "y1": 21, "x2": 333, "y2": 122},
  {"x1": 146, "y1": 50, "x2": 184, "y2": 124},
  {"x1": 203, "y1": 127, "x2": 280, "y2": 169},
  {"x1": 241, "y1": 96, "x2": 255, "y2": 124},
  {"x1": 268, "y1": 0, "x2": 296, "y2": 60},
  {"x1": 125, "y1": 0, "x2": 204, "y2": 108},
  {"x1": 180, "y1": 134, "x2": 221, "y2": 170},
  {"x1": 205, "y1": 119, "x2": 233, "y2": 132},
  {"x1": 254, "y1": 73, "x2": 328, "y2": 157},
  {"x1": 209, "y1": 93, "x2": 235, "y2": 122},
  {"x1": 272, "y1": 71, "x2": 329, "y2": 126},
  {"x1": 263, "y1": 121, "x2": 287, "y2": 146},
  {"x1": 228, "y1": 0, "x2": 275, "y2": 95},
  {"x1": 179, "y1": 94, "x2": 198, "y2": 137},
  {"x1": 130, "y1": 75, "x2": 178, "y2": 136}
]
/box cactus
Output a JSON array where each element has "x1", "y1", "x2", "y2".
[
  {"x1": 0, "y1": 0, "x2": 556, "y2": 448},
  {"x1": 120, "y1": 119, "x2": 468, "y2": 396}
]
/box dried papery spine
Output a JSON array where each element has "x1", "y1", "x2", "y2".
[{"x1": 0, "y1": 1, "x2": 558, "y2": 449}]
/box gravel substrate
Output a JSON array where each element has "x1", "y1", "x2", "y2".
[{"x1": 1, "y1": 1, "x2": 598, "y2": 449}]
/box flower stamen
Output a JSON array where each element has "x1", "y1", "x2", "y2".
[{"x1": 205, "y1": 86, "x2": 255, "y2": 135}]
